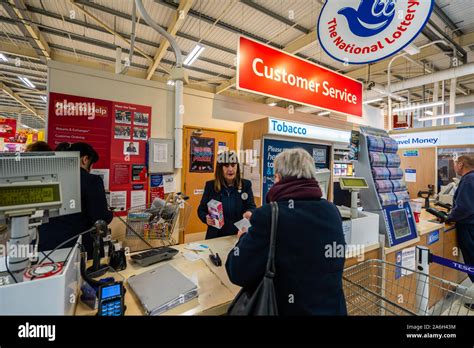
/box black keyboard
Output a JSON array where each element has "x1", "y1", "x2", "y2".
[{"x1": 131, "y1": 247, "x2": 179, "y2": 267}]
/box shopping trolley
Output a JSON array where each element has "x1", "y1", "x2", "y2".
[
  {"x1": 114, "y1": 192, "x2": 192, "y2": 252},
  {"x1": 343, "y1": 257, "x2": 474, "y2": 316}
]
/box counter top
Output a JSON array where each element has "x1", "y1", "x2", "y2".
[{"x1": 75, "y1": 235, "x2": 240, "y2": 316}]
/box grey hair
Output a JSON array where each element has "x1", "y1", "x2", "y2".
[{"x1": 274, "y1": 148, "x2": 317, "y2": 180}]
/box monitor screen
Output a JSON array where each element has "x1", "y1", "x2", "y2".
[
  {"x1": 340, "y1": 177, "x2": 368, "y2": 189},
  {"x1": 0, "y1": 184, "x2": 61, "y2": 207},
  {"x1": 102, "y1": 284, "x2": 121, "y2": 299},
  {"x1": 390, "y1": 209, "x2": 411, "y2": 240}
]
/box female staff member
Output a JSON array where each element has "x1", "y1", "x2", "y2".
[{"x1": 198, "y1": 151, "x2": 256, "y2": 239}]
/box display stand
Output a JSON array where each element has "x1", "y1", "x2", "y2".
[{"x1": 355, "y1": 126, "x2": 417, "y2": 247}]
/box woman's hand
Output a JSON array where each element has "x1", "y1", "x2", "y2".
[
  {"x1": 237, "y1": 227, "x2": 248, "y2": 238},
  {"x1": 206, "y1": 215, "x2": 215, "y2": 226},
  {"x1": 243, "y1": 211, "x2": 252, "y2": 220}
]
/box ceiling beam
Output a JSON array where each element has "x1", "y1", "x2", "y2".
[
  {"x1": 146, "y1": 0, "x2": 194, "y2": 80},
  {"x1": 69, "y1": 0, "x2": 163, "y2": 70},
  {"x1": 0, "y1": 40, "x2": 41, "y2": 61},
  {"x1": 0, "y1": 82, "x2": 41, "y2": 118},
  {"x1": 433, "y1": 3, "x2": 463, "y2": 36},
  {"x1": 239, "y1": 0, "x2": 310, "y2": 34},
  {"x1": 4, "y1": 0, "x2": 51, "y2": 61}
]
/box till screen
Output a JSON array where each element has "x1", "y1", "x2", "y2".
[
  {"x1": 390, "y1": 209, "x2": 411, "y2": 239},
  {"x1": 0, "y1": 184, "x2": 60, "y2": 207},
  {"x1": 340, "y1": 178, "x2": 367, "y2": 187},
  {"x1": 102, "y1": 284, "x2": 121, "y2": 299}
]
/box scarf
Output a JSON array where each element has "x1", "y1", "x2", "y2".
[{"x1": 266, "y1": 176, "x2": 323, "y2": 203}]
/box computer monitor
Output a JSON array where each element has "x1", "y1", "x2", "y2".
[{"x1": 0, "y1": 152, "x2": 81, "y2": 222}]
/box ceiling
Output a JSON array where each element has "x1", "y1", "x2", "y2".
[{"x1": 1, "y1": 0, "x2": 474, "y2": 129}]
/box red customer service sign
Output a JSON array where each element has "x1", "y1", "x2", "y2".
[{"x1": 237, "y1": 36, "x2": 363, "y2": 117}]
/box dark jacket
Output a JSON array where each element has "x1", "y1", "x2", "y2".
[
  {"x1": 198, "y1": 179, "x2": 256, "y2": 239},
  {"x1": 38, "y1": 168, "x2": 113, "y2": 258},
  {"x1": 448, "y1": 170, "x2": 474, "y2": 225},
  {"x1": 226, "y1": 199, "x2": 347, "y2": 315}
]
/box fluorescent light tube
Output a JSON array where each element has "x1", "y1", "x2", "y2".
[
  {"x1": 18, "y1": 76, "x2": 36, "y2": 89},
  {"x1": 40, "y1": 96, "x2": 47, "y2": 102},
  {"x1": 393, "y1": 101, "x2": 444, "y2": 113},
  {"x1": 318, "y1": 111, "x2": 330, "y2": 116},
  {"x1": 0, "y1": 53, "x2": 7, "y2": 62},
  {"x1": 363, "y1": 98, "x2": 383, "y2": 104},
  {"x1": 268, "y1": 102, "x2": 277, "y2": 107},
  {"x1": 184, "y1": 45, "x2": 205, "y2": 66},
  {"x1": 424, "y1": 110, "x2": 433, "y2": 116},
  {"x1": 416, "y1": 112, "x2": 464, "y2": 121}
]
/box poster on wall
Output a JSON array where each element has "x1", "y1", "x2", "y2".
[
  {"x1": 48, "y1": 93, "x2": 113, "y2": 168},
  {"x1": 190, "y1": 136, "x2": 215, "y2": 173},
  {"x1": 262, "y1": 138, "x2": 330, "y2": 203},
  {"x1": 110, "y1": 102, "x2": 152, "y2": 215},
  {"x1": 150, "y1": 174, "x2": 165, "y2": 201},
  {"x1": 48, "y1": 93, "x2": 152, "y2": 215}
]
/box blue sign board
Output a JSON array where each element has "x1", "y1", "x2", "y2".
[{"x1": 262, "y1": 138, "x2": 329, "y2": 203}]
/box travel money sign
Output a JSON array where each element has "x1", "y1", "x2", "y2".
[
  {"x1": 237, "y1": 36, "x2": 363, "y2": 117},
  {"x1": 318, "y1": 0, "x2": 434, "y2": 64}
]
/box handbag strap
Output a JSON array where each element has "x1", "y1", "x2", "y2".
[{"x1": 265, "y1": 202, "x2": 279, "y2": 277}]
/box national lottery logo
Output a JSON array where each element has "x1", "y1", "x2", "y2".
[{"x1": 318, "y1": 0, "x2": 434, "y2": 64}]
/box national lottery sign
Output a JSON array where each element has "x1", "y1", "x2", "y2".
[
  {"x1": 237, "y1": 36, "x2": 363, "y2": 117},
  {"x1": 318, "y1": 0, "x2": 434, "y2": 64}
]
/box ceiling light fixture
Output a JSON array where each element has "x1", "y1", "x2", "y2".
[
  {"x1": 40, "y1": 96, "x2": 47, "y2": 103},
  {"x1": 0, "y1": 53, "x2": 8, "y2": 62},
  {"x1": 416, "y1": 112, "x2": 465, "y2": 122},
  {"x1": 268, "y1": 102, "x2": 277, "y2": 107},
  {"x1": 183, "y1": 45, "x2": 205, "y2": 66},
  {"x1": 318, "y1": 111, "x2": 330, "y2": 116},
  {"x1": 363, "y1": 98, "x2": 383, "y2": 105},
  {"x1": 393, "y1": 101, "x2": 445, "y2": 113},
  {"x1": 18, "y1": 76, "x2": 36, "y2": 89}
]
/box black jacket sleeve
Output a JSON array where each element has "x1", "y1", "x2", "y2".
[
  {"x1": 85, "y1": 174, "x2": 113, "y2": 225},
  {"x1": 448, "y1": 178, "x2": 474, "y2": 222},
  {"x1": 197, "y1": 181, "x2": 213, "y2": 224},
  {"x1": 225, "y1": 204, "x2": 270, "y2": 288},
  {"x1": 242, "y1": 180, "x2": 257, "y2": 214}
]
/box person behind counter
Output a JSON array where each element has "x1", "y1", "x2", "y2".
[
  {"x1": 38, "y1": 142, "x2": 113, "y2": 259},
  {"x1": 25, "y1": 141, "x2": 52, "y2": 152},
  {"x1": 446, "y1": 155, "x2": 474, "y2": 311},
  {"x1": 197, "y1": 151, "x2": 256, "y2": 239},
  {"x1": 226, "y1": 148, "x2": 347, "y2": 315}
]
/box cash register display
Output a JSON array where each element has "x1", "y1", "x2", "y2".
[
  {"x1": 0, "y1": 184, "x2": 61, "y2": 207},
  {"x1": 339, "y1": 177, "x2": 369, "y2": 189},
  {"x1": 390, "y1": 209, "x2": 411, "y2": 239}
]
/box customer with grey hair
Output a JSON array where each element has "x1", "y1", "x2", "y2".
[{"x1": 226, "y1": 148, "x2": 347, "y2": 315}]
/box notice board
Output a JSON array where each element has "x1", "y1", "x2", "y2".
[
  {"x1": 262, "y1": 138, "x2": 330, "y2": 203},
  {"x1": 48, "y1": 92, "x2": 151, "y2": 215}
]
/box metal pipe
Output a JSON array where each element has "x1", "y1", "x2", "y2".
[
  {"x1": 135, "y1": 0, "x2": 183, "y2": 67},
  {"x1": 387, "y1": 40, "x2": 451, "y2": 130},
  {"x1": 135, "y1": 0, "x2": 184, "y2": 169},
  {"x1": 119, "y1": 0, "x2": 136, "y2": 75}
]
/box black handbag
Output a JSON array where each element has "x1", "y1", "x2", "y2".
[{"x1": 227, "y1": 202, "x2": 279, "y2": 316}]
